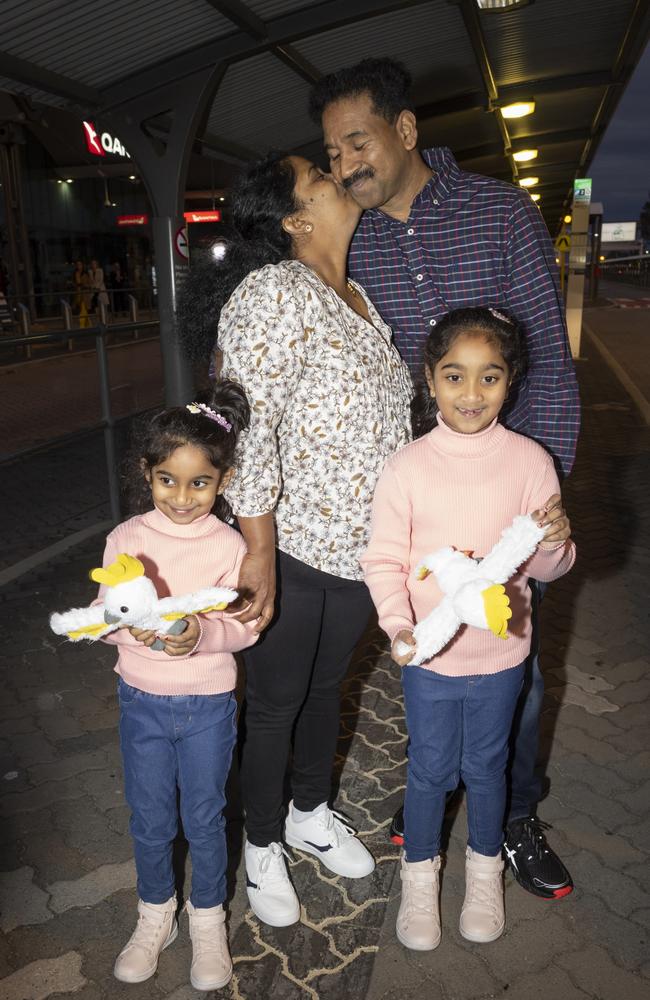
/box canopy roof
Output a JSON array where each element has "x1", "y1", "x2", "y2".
[{"x1": 0, "y1": 0, "x2": 647, "y2": 229}]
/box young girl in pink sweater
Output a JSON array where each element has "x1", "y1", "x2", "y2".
[
  {"x1": 100, "y1": 381, "x2": 258, "y2": 991},
  {"x1": 361, "y1": 308, "x2": 575, "y2": 952}
]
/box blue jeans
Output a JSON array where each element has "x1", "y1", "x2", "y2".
[
  {"x1": 507, "y1": 579, "x2": 546, "y2": 822},
  {"x1": 118, "y1": 679, "x2": 237, "y2": 908},
  {"x1": 402, "y1": 663, "x2": 525, "y2": 862}
]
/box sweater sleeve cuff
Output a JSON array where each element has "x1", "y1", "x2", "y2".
[{"x1": 188, "y1": 615, "x2": 203, "y2": 656}]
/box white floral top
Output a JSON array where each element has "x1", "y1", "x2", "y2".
[{"x1": 219, "y1": 259, "x2": 412, "y2": 580}]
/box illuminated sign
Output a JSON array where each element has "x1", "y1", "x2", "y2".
[
  {"x1": 83, "y1": 120, "x2": 130, "y2": 159},
  {"x1": 602, "y1": 222, "x2": 637, "y2": 242},
  {"x1": 117, "y1": 215, "x2": 148, "y2": 226},
  {"x1": 183, "y1": 210, "x2": 222, "y2": 223},
  {"x1": 573, "y1": 178, "x2": 592, "y2": 205}
]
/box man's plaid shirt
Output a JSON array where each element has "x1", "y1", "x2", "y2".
[{"x1": 348, "y1": 147, "x2": 580, "y2": 477}]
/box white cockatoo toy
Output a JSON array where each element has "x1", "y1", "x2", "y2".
[
  {"x1": 395, "y1": 514, "x2": 546, "y2": 666},
  {"x1": 50, "y1": 553, "x2": 238, "y2": 651}
]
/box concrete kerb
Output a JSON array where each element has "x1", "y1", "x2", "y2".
[
  {"x1": 0, "y1": 521, "x2": 113, "y2": 588},
  {"x1": 583, "y1": 320, "x2": 650, "y2": 426}
]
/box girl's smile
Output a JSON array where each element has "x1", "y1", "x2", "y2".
[{"x1": 428, "y1": 331, "x2": 511, "y2": 435}]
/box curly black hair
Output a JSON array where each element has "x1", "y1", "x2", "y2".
[
  {"x1": 123, "y1": 379, "x2": 250, "y2": 522},
  {"x1": 411, "y1": 307, "x2": 527, "y2": 439},
  {"x1": 309, "y1": 57, "x2": 414, "y2": 124},
  {"x1": 176, "y1": 151, "x2": 301, "y2": 369}
]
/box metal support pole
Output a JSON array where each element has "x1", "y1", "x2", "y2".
[
  {"x1": 151, "y1": 216, "x2": 193, "y2": 406},
  {"x1": 128, "y1": 294, "x2": 139, "y2": 339},
  {"x1": 17, "y1": 302, "x2": 31, "y2": 359},
  {"x1": 95, "y1": 328, "x2": 121, "y2": 523},
  {"x1": 60, "y1": 298, "x2": 74, "y2": 350}
]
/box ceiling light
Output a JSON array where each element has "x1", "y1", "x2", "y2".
[
  {"x1": 66, "y1": 178, "x2": 74, "y2": 183},
  {"x1": 212, "y1": 242, "x2": 227, "y2": 261},
  {"x1": 501, "y1": 100, "x2": 535, "y2": 119},
  {"x1": 519, "y1": 176, "x2": 539, "y2": 188},
  {"x1": 564, "y1": 214, "x2": 572, "y2": 224},
  {"x1": 129, "y1": 174, "x2": 137, "y2": 180},
  {"x1": 599, "y1": 255, "x2": 605, "y2": 262},
  {"x1": 57, "y1": 179, "x2": 63, "y2": 184},
  {"x1": 476, "y1": 1, "x2": 532, "y2": 9},
  {"x1": 530, "y1": 193, "x2": 541, "y2": 202},
  {"x1": 219, "y1": 196, "x2": 225, "y2": 202},
  {"x1": 513, "y1": 149, "x2": 538, "y2": 162}
]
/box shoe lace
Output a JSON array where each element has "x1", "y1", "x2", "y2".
[
  {"x1": 189, "y1": 913, "x2": 225, "y2": 957},
  {"x1": 515, "y1": 817, "x2": 552, "y2": 862},
  {"x1": 257, "y1": 842, "x2": 292, "y2": 889},
  {"x1": 318, "y1": 808, "x2": 356, "y2": 848},
  {"x1": 465, "y1": 870, "x2": 502, "y2": 913},
  {"x1": 127, "y1": 909, "x2": 169, "y2": 957}
]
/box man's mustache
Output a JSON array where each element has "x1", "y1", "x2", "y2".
[{"x1": 342, "y1": 167, "x2": 375, "y2": 190}]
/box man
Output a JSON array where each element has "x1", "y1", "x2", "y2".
[{"x1": 309, "y1": 58, "x2": 580, "y2": 901}]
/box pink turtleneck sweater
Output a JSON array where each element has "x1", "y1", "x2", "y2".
[
  {"x1": 97, "y1": 506, "x2": 257, "y2": 695},
  {"x1": 361, "y1": 416, "x2": 575, "y2": 675}
]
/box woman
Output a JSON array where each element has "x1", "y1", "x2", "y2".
[
  {"x1": 89, "y1": 259, "x2": 110, "y2": 313},
  {"x1": 179, "y1": 151, "x2": 412, "y2": 929}
]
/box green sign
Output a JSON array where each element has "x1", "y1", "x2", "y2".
[{"x1": 573, "y1": 178, "x2": 592, "y2": 205}]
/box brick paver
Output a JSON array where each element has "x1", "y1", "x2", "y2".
[{"x1": 1, "y1": 311, "x2": 648, "y2": 999}]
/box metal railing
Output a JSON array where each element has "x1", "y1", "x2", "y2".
[
  {"x1": 1, "y1": 318, "x2": 160, "y2": 523},
  {"x1": 600, "y1": 257, "x2": 650, "y2": 289}
]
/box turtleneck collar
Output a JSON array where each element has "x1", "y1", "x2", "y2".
[
  {"x1": 426, "y1": 412, "x2": 507, "y2": 458},
  {"x1": 142, "y1": 504, "x2": 219, "y2": 538}
]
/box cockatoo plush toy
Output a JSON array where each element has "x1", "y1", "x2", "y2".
[
  {"x1": 395, "y1": 514, "x2": 546, "y2": 666},
  {"x1": 50, "y1": 553, "x2": 238, "y2": 651}
]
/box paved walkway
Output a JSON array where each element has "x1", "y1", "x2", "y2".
[{"x1": 1, "y1": 314, "x2": 649, "y2": 999}]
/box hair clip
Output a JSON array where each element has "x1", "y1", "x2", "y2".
[
  {"x1": 488, "y1": 307, "x2": 513, "y2": 325},
  {"x1": 186, "y1": 403, "x2": 232, "y2": 432}
]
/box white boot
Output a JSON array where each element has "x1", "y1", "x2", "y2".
[
  {"x1": 186, "y1": 901, "x2": 232, "y2": 991},
  {"x1": 113, "y1": 896, "x2": 178, "y2": 983},
  {"x1": 459, "y1": 847, "x2": 505, "y2": 943},
  {"x1": 245, "y1": 840, "x2": 300, "y2": 927},
  {"x1": 396, "y1": 854, "x2": 441, "y2": 951}
]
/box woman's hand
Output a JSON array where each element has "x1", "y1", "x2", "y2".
[
  {"x1": 531, "y1": 493, "x2": 572, "y2": 550},
  {"x1": 234, "y1": 551, "x2": 276, "y2": 632},
  {"x1": 391, "y1": 629, "x2": 417, "y2": 667}
]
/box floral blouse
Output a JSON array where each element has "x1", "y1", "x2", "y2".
[{"x1": 219, "y1": 259, "x2": 412, "y2": 580}]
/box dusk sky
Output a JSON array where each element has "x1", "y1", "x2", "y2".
[{"x1": 589, "y1": 42, "x2": 650, "y2": 223}]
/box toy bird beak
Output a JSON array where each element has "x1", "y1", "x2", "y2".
[{"x1": 104, "y1": 611, "x2": 121, "y2": 624}]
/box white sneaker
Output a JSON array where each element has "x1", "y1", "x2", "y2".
[
  {"x1": 284, "y1": 801, "x2": 375, "y2": 878},
  {"x1": 186, "y1": 901, "x2": 232, "y2": 991},
  {"x1": 396, "y1": 854, "x2": 442, "y2": 951},
  {"x1": 113, "y1": 896, "x2": 178, "y2": 983},
  {"x1": 459, "y1": 847, "x2": 505, "y2": 943},
  {"x1": 245, "y1": 840, "x2": 300, "y2": 927}
]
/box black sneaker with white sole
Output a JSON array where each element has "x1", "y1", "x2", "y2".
[{"x1": 504, "y1": 816, "x2": 573, "y2": 900}]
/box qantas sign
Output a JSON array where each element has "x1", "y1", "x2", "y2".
[
  {"x1": 83, "y1": 121, "x2": 130, "y2": 159},
  {"x1": 183, "y1": 211, "x2": 222, "y2": 223}
]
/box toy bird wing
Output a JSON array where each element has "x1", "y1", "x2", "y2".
[
  {"x1": 157, "y1": 587, "x2": 239, "y2": 621},
  {"x1": 50, "y1": 603, "x2": 114, "y2": 642},
  {"x1": 479, "y1": 515, "x2": 545, "y2": 584}
]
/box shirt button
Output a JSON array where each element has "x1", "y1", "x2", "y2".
[
  {"x1": 429, "y1": 318, "x2": 437, "y2": 327},
  {"x1": 433, "y1": 198, "x2": 439, "y2": 205},
  {"x1": 416, "y1": 273, "x2": 424, "y2": 281},
  {"x1": 407, "y1": 228, "x2": 414, "y2": 235}
]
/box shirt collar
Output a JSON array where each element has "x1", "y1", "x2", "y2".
[{"x1": 364, "y1": 147, "x2": 461, "y2": 227}]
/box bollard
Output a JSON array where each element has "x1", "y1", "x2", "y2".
[
  {"x1": 128, "y1": 295, "x2": 139, "y2": 339},
  {"x1": 17, "y1": 303, "x2": 31, "y2": 359},
  {"x1": 60, "y1": 298, "x2": 74, "y2": 351}
]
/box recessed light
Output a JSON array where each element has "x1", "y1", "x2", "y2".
[
  {"x1": 66, "y1": 178, "x2": 74, "y2": 183},
  {"x1": 513, "y1": 149, "x2": 538, "y2": 163},
  {"x1": 129, "y1": 174, "x2": 137, "y2": 180},
  {"x1": 476, "y1": 1, "x2": 532, "y2": 10},
  {"x1": 564, "y1": 214, "x2": 572, "y2": 224},
  {"x1": 519, "y1": 176, "x2": 539, "y2": 188},
  {"x1": 530, "y1": 193, "x2": 541, "y2": 202},
  {"x1": 501, "y1": 100, "x2": 535, "y2": 119}
]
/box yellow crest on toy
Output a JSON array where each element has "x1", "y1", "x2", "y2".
[{"x1": 90, "y1": 553, "x2": 145, "y2": 588}]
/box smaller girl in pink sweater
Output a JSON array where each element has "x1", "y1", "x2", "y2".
[
  {"x1": 361, "y1": 308, "x2": 575, "y2": 953},
  {"x1": 101, "y1": 381, "x2": 258, "y2": 992}
]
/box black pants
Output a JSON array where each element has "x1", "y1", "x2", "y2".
[{"x1": 242, "y1": 550, "x2": 373, "y2": 847}]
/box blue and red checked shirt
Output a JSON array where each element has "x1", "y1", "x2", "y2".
[{"x1": 348, "y1": 147, "x2": 580, "y2": 478}]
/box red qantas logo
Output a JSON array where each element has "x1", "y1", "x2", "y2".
[{"x1": 83, "y1": 121, "x2": 104, "y2": 157}]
